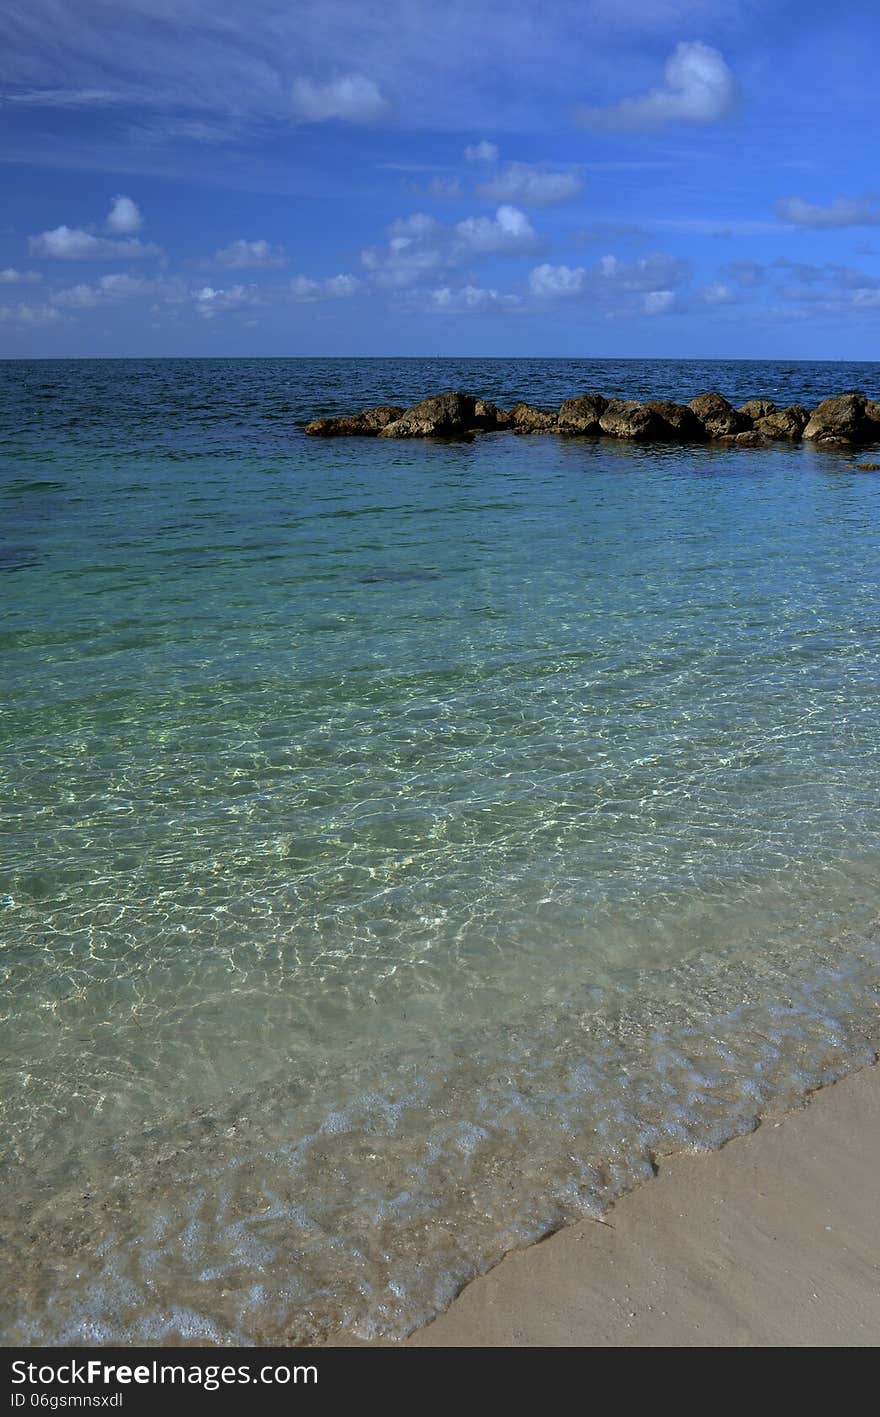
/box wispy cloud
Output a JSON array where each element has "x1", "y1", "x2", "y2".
[
  {"x1": 289, "y1": 273, "x2": 359, "y2": 301},
  {"x1": 29, "y1": 225, "x2": 162, "y2": 260},
  {"x1": 475, "y1": 162, "x2": 583, "y2": 208},
  {"x1": 291, "y1": 74, "x2": 388, "y2": 124},
  {"x1": 775, "y1": 195, "x2": 880, "y2": 228},
  {"x1": 0, "y1": 301, "x2": 61, "y2": 326},
  {"x1": 213, "y1": 239, "x2": 286, "y2": 269},
  {"x1": 51, "y1": 274, "x2": 185, "y2": 308},
  {"x1": 578, "y1": 41, "x2": 737, "y2": 130},
  {"x1": 0, "y1": 268, "x2": 41, "y2": 284},
  {"x1": 464, "y1": 141, "x2": 498, "y2": 163}
]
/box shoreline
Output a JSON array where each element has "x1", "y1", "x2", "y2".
[{"x1": 399, "y1": 1058, "x2": 880, "y2": 1347}]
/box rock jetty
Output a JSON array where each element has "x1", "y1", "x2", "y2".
[{"x1": 305, "y1": 389, "x2": 880, "y2": 447}]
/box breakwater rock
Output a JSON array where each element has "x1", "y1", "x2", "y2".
[{"x1": 305, "y1": 388, "x2": 880, "y2": 447}]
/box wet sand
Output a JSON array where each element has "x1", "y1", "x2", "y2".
[{"x1": 404, "y1": 1060, "x2": 880, "y2": 1347}]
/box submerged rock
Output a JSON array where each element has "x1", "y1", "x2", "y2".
[
  {"x1": 305, "y1": 405, "x2": 406, "y2": 436},
  {"x1": 718, "y1": 430, "x2": 768, "y2": 447},
  {"x1": 557, "y1": 392, "x2": 607, "y2": 434},
  {"x1": 754, "y1": 405, "x2": 809, "y2": 441},
  {"x1": 688, "y1": 391, "x2": 749, "y2": 438}
]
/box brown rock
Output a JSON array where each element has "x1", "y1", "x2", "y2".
[
  {"x1": 598, "y1": 399, "x2": 667, "y2": 440},
  {"x1": 645, "y1": 400, "x2": 706, "y2": 440},
  {"x1": 305, "y1": 405, "x2": 406, "y2": 436},
  {"x1": 739, "y1": 398, "x2": 777, "y2": 419},
  {"x1": 508, "y1": 402, "x2": 559, "y2": 433},
  {"x1": 803, "y1": 391, "x2": 877, "y2": 445},
  {"x1": 473, "y1": 399, "x2": 511, "y2": 431},
  {"x1": 753, "y1": 405, "x2": 809, "y2": 441},
  {"x1": 688, "y1": 391, "x2": 749, "y2": 438},
  {"x1": 557, "y1": 392, "x2": 607, "y2": 434},
  {"x1": 378, "y1": 390, "x2": 477, "y2": 438}
]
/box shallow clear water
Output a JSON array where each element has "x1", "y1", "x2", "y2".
[{"x1": 2, "y1": 357, "x2": 880, "y2": 1343}]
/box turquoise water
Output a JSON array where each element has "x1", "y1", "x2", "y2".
[{"x1": 2, "y1": 358, "x2": 880, "y2": 1343}]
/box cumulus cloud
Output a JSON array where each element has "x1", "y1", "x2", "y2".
[
  {"x1": 475, "y1": 162, "x2": 583, "y2": 208},
  {"x1": 289, "y1": 273, "x2": 359, "y2": 301},
  {"x1": 51, "y1": 274, "x2": 184, "y2": 308},
  {"x1": 362, "y1": 214, "x2": 451, "y2": 288},
  {"x1": 0, "y1": 301, "x2": 60, "y2": 326},
  {"x1": 775, "y1": 196, "x2": 880, "y2": 228},
  {"x1": 214, "y1": 239, "x2": 286, "y2": 269},
  {"x1": 427, "y1": 283, "x2": 519, "y2": 313},
  {"x1": 291, "y1": 73, "x2": 388, "y2": 123},
  {"x1": 362, "y1": 206, "x2": 540, "y2": 288},
  {"x1": 700, "y1": 281, "x2": 736, "y2": 304},
  {"x1": 528, "y1": 250, "x2": 689, "y2": 314},
  {"x1": 29, "y1": 225, "x2": 161, "y2": 260},
  {"x1": 579, "y1": 41, "x2": 737, "y2": 130},
  {"x1": 464, "y1": 140, "x2": 499, "y2": 163},
  {"x1": 456, "y1": 204, "x2": 539, "y2": 253},
  {"x1": 643, "y1": 289, "x2": 675, "y2": 314},
  {"x1": 0, "y1": 268, "x2": 41, "y2": 284},
  {"x1": 192, "y1": 283, "x2": 261, "y2": 318},
  {"x1": 528, "y1": 263, "x2": 585, "y2": 298},
  {"x1": 106, "y1": 194, "x2": 143, "y2": 233}
]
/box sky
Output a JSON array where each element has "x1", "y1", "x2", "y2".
[{"x1": 1, "y1": 0, "x2": 879, "y2": 358}]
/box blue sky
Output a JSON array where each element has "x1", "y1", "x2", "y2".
[{"x1": 1, "y1": 0, "x2": 879, "y2": 358}]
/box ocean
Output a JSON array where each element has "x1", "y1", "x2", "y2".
[{"x1": 2, "y1": 356, "x2": 880, "y2": 1344}]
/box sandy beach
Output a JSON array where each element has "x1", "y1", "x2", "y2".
[{"x1": 404, "y1": 1060, "x2": 880, "y2": 1347}]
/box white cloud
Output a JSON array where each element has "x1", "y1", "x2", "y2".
[
  {"x1": 106, "y1": 194, "x2": 143, "y2": 233},
  {"x1": 775, "y1": 196, "x2": 880, "y2": 228},
  {"x1": 700, "y1": 281, "x2": 736, "y2": 304},
  {"x1": 51, "y1": 274, "x2": 184, "y2": 308},
  {"x1": 214, "y1": 238, "x2": 286, "y2": 269},
  {"x1": 579, "y1": 41, "x2": 737, "y2": 130},
  {"x1": 528, "y1": 263, "x2": 586, "y2": 298},
  {"x1": 597, "y1": 251, "x2": 689, "y2": 291},
  {"x1": 429, "y1": 177, "x2": 463, "y2": 201},
  {"x1": 643, "y1": 289, "x2": 675, "y2": 314},
  {"x1": 291, "y1": 73, "x2": 388, "y2": 123},
  {"x1": 29, "y1": 225, "x2": 161, "y2": 260},
  {"x1": 362, "y1": 214, "x2": 450, "y2": 288},
  {"x1": 427, "y1": 283, "x2": 519, "y2": 313},
  {"x1": 528, "y1": 250, "x2": 689, "y2": 312},
  {"x1": 289, "y1": 273, "x2": 359, "y2": 301},
  {"x1": 0, "y1": 301, "x2": 60, "y2": 326},
  {"x1": 476, "y1": 162, "x2": 583, "y2": 208},
  {"x1": 191, "y1": 283, "x2": 261, "y2": 318},
  {"x1": 362, "y1": 206, "x2": 540, "y2": 289},
  {"x1": 0, "y1": 268, "x2": 41, "y2": 284},
  {"x1": 464, "y1": 141, "x2": 499, "y2": 163},
  {"x1": 455, "y1": 205, "x2": 539, "y2": 253}
]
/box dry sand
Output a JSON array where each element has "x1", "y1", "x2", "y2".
[{"x1": 404, "y1": 1061, "x2": 880, "y2": 1347}]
